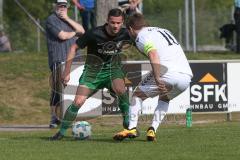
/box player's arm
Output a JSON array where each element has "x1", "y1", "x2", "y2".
[
  {"x1": 62, "y1": 31, "x2": 91, "y2": 86},
  {"x1": 62, "y1": 43, "x2": 79, "y2": 86},
  {"x1": 148, "y1": 50, "x2": 161, "y2": 83},
  {"x1": 148, "y1": 50, "x2": 168, "y2": 93},
  {"x1": 141, "y1": 39, "x2": 168, "y2": 93}
]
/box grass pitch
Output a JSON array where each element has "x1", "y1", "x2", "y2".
[{"x1": 0, "y1": 122, "x2": 240, "y2": 160}]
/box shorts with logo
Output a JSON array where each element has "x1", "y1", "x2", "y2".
[
  {"x1": 79, "y1": 65, "x2": 125, "y2": 91},
  {"x1": 138, "y1": 71, "x2": 192, "y2": 100}
]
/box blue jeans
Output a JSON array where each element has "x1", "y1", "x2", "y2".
[{"x1": 81, "y1": 8, "x2": 96, "y2": 31}]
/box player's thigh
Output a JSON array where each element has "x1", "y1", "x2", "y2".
[
  {"x1": 161, "y1": 72, "x2": 191, "y2": 99},
  {"x1": 74, "y1": 85, "x2": 94, "y2": 107},
  {"x1": 110, "y1": 68, "x2": 126, "y2": 95},
  {"x1": 111, "y1": 78, "x2": 126, "y2": 95},
  {"x1": 137, "y1": 72, "x2": 188, "y2": 99},
  {"x1": 137, "y1": 72, "x2": 163, "y2": 98},
  {"x1": 132, "y1": 86, "x2": 149, "y2": 100}
]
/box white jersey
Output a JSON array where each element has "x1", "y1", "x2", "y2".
[{"x1": 136, "y1": 27, "x2": 193, "y2": 77}]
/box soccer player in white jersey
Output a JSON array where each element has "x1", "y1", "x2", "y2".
[{"x1": 113, "y1": 13, "x2": 193, "y2": 141}]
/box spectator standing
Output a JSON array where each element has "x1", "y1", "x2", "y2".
[
  {"x1": 45, "y1": 0, "x2": 84, "y2": 128},
  {"x1": 0, "y1": 30, "x2": 12, "y2": 52},
  {"x1": 119, "y1": 0, "x2": 142, "y2": 17},
  {"x1": 72, "y1": 0, "x2": 96, "y2": 31}
]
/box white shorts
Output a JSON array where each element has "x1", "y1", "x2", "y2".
[{"x1": 138, "y1": 71, "x2": 192, "y2": 100}]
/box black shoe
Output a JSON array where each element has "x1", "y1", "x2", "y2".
[
  {"x1": 55, "y1": 119, "x2": 61, "y2": 125},
  {"x1": 49, "y1": 123, "x2": 58, "y2": 129},
  {"x1": 49, "y1": 119, "x2": 61, "y2": 129},
  {"x1": 49, "y1": 131, "x2": 64, "y2": 141}
]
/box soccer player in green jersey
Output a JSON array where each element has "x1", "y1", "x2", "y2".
[{"x1": 50, "y1": 8, "x2": 132, "y2": 140}]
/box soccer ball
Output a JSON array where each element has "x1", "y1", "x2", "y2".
[{"x1": 72, "y1": 121, "x2": 91, "y2": 140}]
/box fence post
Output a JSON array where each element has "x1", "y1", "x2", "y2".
[
  {"x1": 74, "y1": 6, "x2": 79, "y2": 22},
  {"x1": 226, "y1": 112, "x2": 232, "y2": 121},
  {"x1": 178, "y1": 9, "x2": 182, "y2": 45},
  {"x1": 191, "y1": 0, "x2": 197, "y2": 53},
  {"x1": 0, "y1": 0, "x2": 3, "y2": 29},
  {"x1": 37, "y1": 19, "x2": 40, "y2": 52},
  {"x1": 185, "y1": 0, "x2": 190, "y2": 51}
]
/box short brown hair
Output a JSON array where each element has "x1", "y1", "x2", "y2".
[
  {"x1": 108, "y1": 8, "x2": 124, "y2": 19},
  {"x1": 126, "y1": 13, "x2": 147, "y2": 30}
]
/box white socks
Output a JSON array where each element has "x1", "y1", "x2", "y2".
[
  {"x1": 128, "y1": 96, "x2": 142, "y2": 129},
  {"x1": 128, "y1": 97, "x2": 169, "y2": 132},
  {"x1": 151, "y1": 100, "x2": 169, "y2": 131}
]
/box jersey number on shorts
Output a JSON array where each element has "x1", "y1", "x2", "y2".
[{"x1": 158, "y1": 30, "x2": 179, "y2": 46}]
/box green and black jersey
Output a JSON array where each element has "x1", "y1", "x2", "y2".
[{"x1": 76, "y1": 24, "x2": 132, "y2": 90}]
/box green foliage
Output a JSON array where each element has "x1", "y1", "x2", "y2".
[
  {"x1": 1, "y1": 0, "x2": 236, "y2": 51},
  {"x1": 3, "y1": 0, "x2": 52, "y2": 51},
  {"x1": 143, "y1": 0, "x2": 233, "y2": 46},
  {"x1": 143, "y1": 0, "x2": 184, "y2": 14}
]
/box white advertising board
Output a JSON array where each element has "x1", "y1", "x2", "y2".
[{"x1": 62, "y1": 61, "x2": 240, "y2": 117}]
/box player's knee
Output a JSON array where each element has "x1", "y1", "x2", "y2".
[
  {"x1": 114, "y1": 88, "x2": 126, "y2": 95},
  {"x1": 73, "y1": 97, "x2": 86, "y2": 107},
  {"x1": 133, "y1": 91, "x2": 147, "y2": 100},
  {"x1": 159, "y1": 95, "x2": 170, "y2": 103}
]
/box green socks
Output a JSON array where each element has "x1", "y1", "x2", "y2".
[
  {"x1": 59, "y1": 92, "x2": 129, "y2": 135},
  {"x1": 118, "y1": 92, "x2": 130, "y2": 129},
  {"x1": 59, "y1": 104, "x2": 79, "y2": 135}
]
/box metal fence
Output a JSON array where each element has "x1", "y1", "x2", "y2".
[
  {"x1": 143, "y1": 5, "x2": 233, "y2": 52},
  {"x1": 1, "y1": 1, "x2": 234, "y2": 53}
]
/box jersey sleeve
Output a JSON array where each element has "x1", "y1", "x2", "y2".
[
  {"x1": 136, "y1": 34, "x2": 157, "y2": 55},
  {"x1": 46, "y1": 16, "x2": 61, "y2": 38},
  {"x1": 76, "y1": 30, "x2": 92, "y2": 49}
]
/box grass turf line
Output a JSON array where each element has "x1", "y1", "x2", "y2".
[{"x1": 0, "y1": 122, "x2": 239, "y2": 160}]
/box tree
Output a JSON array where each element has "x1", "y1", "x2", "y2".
[
  {"x1": 96, "y1": 0, "x2": 118, "y2": 26},
  {"x1": 0, "y1": 0, "x2": 3, "y2": 29}
]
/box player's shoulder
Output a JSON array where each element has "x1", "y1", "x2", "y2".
[
  {"x1": 89, "y1": 25, "x2": 105, "y2": 36},
  {"x1": 140, "y1": 27, "x2": 164, "y2": 34},
  {"x1": 137, "y1": 27, "x2": 154, "y2": 40}
]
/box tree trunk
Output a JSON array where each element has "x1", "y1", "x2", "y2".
[
  {"x1": 96, "y1": 0, "x2": 118, "y2": 26},
  {"x1": 0, "y1": 0, "x2": 3, "y2": 29}
]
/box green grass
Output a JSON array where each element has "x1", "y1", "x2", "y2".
[
  {"x1": 186, "y1": 51, "x2": 240, "y2": 60},
  {"x1": 0, "y1": 122, "x2": 240, "y2": 160},
  {"x1": 0, "y1": 52, "x2": 50, "y2": 124}
]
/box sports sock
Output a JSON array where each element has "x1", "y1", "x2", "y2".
[
  {"x1": 128, "y1": 96, "x2": 142, "y2": 130},
  {"x1": 118, "y1": 92, "x2": 130, "y2": 129},
  {"x1": 59, "y1": 104, "x2": 79, "y2": 135},
  {"x1": 151, "y1": 100, "x2": 169, "y2": 131}
]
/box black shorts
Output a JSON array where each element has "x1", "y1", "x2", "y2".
[{"x1": 50, "y1": 63, "x2": 61, "y2": 106}]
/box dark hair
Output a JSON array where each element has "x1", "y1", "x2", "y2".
[
  {"x1": 108, "y1": 8, "x2": 124, "y2": 19},
  {"x1": 126, "y1": 13, "x2": 147, "y2": 30}
]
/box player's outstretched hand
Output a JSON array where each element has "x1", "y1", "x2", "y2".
[
  {"x1": 156, "y1": 80, "x2": 168, "y2": 95},
  {"x1": 61, "y1": 72, "x2": 70, "y2": 87}
]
